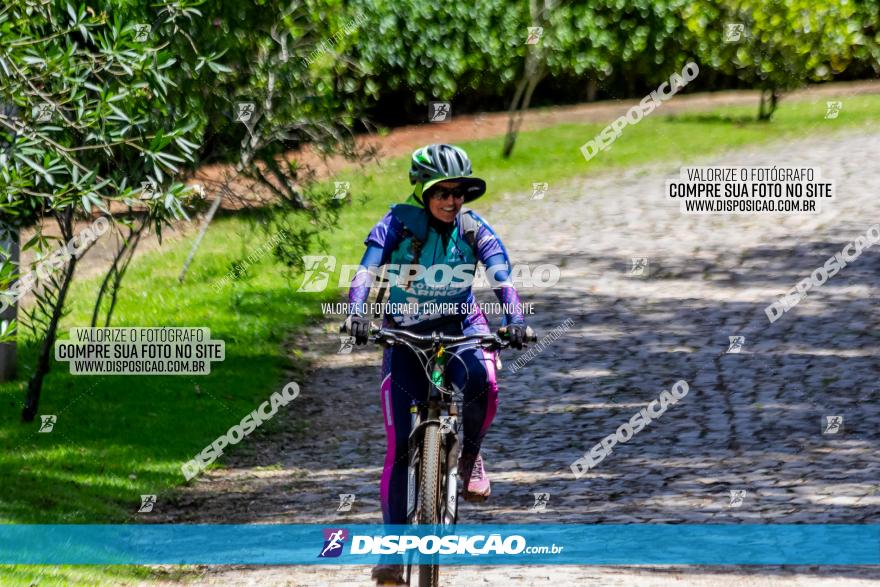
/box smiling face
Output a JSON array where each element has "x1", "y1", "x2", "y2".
[{"x1": 426, "y1": 180, "x2": 465, "y2": 223}]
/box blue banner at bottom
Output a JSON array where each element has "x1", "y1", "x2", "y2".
[{"x1": 0, "y1": 525, "x2": 878, "y2": 565}]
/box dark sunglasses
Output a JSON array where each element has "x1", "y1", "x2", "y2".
[{"x1": 429, "y1": 187, "x2": 467, "y2": 201}]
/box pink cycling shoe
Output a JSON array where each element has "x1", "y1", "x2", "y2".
[{"x1": 460, "y1": 453, "x2": 491, "y2": 502}]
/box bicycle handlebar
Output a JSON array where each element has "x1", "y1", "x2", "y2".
[
  {"x1": 373, "y1": 327, "x2": 501, "y2": 349},
  {"x1": 340, "y1": 320, "x2": 537, "y2": 351}
]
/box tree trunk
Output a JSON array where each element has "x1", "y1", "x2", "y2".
[
  {"x1": 586, "y1": 78, "x2": 598, "y2": 102},
  {"x1": 758, "y1": 88, "x2": 779, "y2": 121},
  {"x1": 92, "y1": 218, "x2": 145, "y2": 327},
  {"x1": 21, "y1": 252, "x2": 76, "y2": 422},
  {"x1": 0, "y1": 224, "x2": 18, "y2": 382},
  {"x1": 502, "y1": 77, "x2": 529, "y2": 159},
  {"x1": 502, "y1": 66, "x2": 545, "y2": 159},
  {"x1": 178, "y1": 192, "x2": 223, "y2": 283},
  {"x1": 501, "y1": 0, "x2": 552, "y2": 159},
  {"x1": 22, "y1": 212, "x2": 78, "y2": 422},
  {"x1": 102, "y1": 225, "x2": 144, "y2": 327}
]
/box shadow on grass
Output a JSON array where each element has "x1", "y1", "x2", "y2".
[{"x1": 664, "y1": 112, "x2": 763, "y2": 126}]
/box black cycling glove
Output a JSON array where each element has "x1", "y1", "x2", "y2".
[
  {"x1": 505, "y1": 324, "x2": 535, "y2": 350},
  {"x1": 342, "y1": 315, "x2": 372, "y2": 345}
]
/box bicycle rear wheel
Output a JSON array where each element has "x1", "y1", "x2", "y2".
[{"x1": 417, "y1": 422, "x2": 442, "y2": 587}]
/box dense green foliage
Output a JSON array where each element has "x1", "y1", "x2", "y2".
[
  {"x1": 0, "y1": 0, "x2": 371, "y2": 420},
  {"x1": 0, "y1": 0, "x2": 207, "y2": 230},
  {"x1": 350, "y1": 0, "x2": 878, "y2": 122},
  {"x1": 683, "y1": 0, "x2": 878, "y2": 117}
]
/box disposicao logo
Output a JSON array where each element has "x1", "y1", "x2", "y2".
[{"x1": 318, "y1": 528, "x2": 349, "y2": 558}]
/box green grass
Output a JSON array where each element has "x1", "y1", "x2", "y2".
[
  {"x1": 0, "y1": 565, "x2": 191, "y2": 586},
  {"x1": 0, "y1": 91, "x2": 878, "y2": 584}
]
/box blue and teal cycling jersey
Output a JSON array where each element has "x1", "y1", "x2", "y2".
[
  {"x1": 384, "y1": 209, "x2": 477, "y2": 313},
  {"x1": 348, "y1": 203, "x2": 525, "y2": 331}
]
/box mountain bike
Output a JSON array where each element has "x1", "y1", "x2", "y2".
[{"x1": 347, "y1": 324, "x2": 535, "y2": 587}]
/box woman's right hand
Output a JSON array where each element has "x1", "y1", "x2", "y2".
[{"x1": 341, "y1": 315, "x2": 373, "y2": 345}]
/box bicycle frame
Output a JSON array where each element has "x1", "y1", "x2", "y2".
[{"x1": 405, "y1": 341, "x2": 461, "y2": 528}]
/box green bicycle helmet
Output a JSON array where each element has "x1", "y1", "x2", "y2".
[{"x1": 408, "y1": 144, "x2": 486, "y2": 204}]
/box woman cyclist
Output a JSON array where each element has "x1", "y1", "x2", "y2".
[{"x1": 343, "y1": 144, "x2": 532, "y2": 585}]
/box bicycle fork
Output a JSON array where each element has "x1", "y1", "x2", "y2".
[
  {"x1": 443, "y1": 402, "x2": 460, "y2": 526},
  {"x1": 406, "y1": 404, "x2": 420, "y2": 521},
  {"x1": 405, "y1": 401, "x2": 460, "y2": 526}
]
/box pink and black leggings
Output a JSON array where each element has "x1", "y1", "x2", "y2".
[{"x1": 378, "y1": 327, "x2": 498, "y2": 526}]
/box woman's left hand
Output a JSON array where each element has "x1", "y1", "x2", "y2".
[{"x1": 505, "y1": 323, "x2": 535, "y2": 350}]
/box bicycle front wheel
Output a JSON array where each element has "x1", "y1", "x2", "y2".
[{"x1": 417, "y1": 422, "x2": 442, "y2": 587}]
